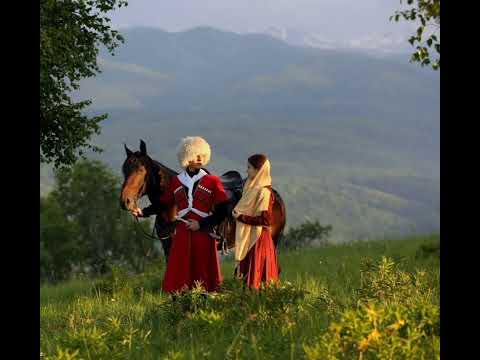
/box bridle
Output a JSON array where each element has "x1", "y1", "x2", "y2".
[{"x1": 125, "y1": 155, "x2": 169, "y2": 248}]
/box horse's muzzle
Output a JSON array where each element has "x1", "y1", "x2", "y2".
[{"x1": 120, "y1": 196, "x2": 135, "y2": 211}]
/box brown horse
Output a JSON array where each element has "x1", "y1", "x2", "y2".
[{"x1": 120, "y1": 140, "x2": 286, "y2": 261}]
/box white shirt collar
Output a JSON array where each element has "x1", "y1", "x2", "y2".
[{"x1": 177, "y1": 169, "x2": 208, "y2": 208}]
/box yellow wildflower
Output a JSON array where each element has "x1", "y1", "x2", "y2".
[
  {"x1": 358, "y1": 338, "x2": 370, "y2": 352},
  {"x1": 386, "y1": 319, "x2": 406, "y2": 332},
  {"x1": 368, "y1": 329, "x2": 381, "y2": 342},
  {"x1": 365, "y1": 306, "x2": 378, "y2": 322},
  {"x1": 330, "y1": 323, "x2": 342, "y2": 334},
  {"x1": 393, "y1": 319, "x2": 406, "y2": 330}
]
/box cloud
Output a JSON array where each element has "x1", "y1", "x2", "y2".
[{"x1": 109, "y1": 0, "x2": 415, "y2": 44}]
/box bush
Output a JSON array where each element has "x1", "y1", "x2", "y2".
[
  {"x1": 357, "y1": 256, "x2": 434, "y2": 306},
  {"x1": 92, "y1": 259, "x2": 165, "y2": 299},
  {"x1": 40, "y1": 196, "x2": 84, "y2": 282},
  {"x1": 40, "y1": 160, "x2": 160, "y2": 283},
  {"x1": 45, "y1": 316, "x2": 152, "y2": 360},
  {"x1": 281, "y1": 220, "x2": 332, "y2": 249},
  {"x1": 304, "y1": 256, "x2": 439, "y2": 359},
  {"x1": 303, "y1": 301, "x2": 440, "y2": 360},
  {"x1": 416, "y1": 241, "x2": 440, "y2": 259}
]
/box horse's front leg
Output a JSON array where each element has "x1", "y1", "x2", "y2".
[{"x1": 155, "y1": 206, "x2": 177, "y2": 262}]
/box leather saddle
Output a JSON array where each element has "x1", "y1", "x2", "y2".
[
  {"x1": 220, "y1": 170, "x2": 244, "y2": 190},
  {"x1": 219, "y1": 170, "x2": 244, "y2": 213}
]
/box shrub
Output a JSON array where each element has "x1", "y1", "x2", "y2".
[
  {"x1": 281, "y1": 221, "x2": 332, "y2": 249},
  {"x1": 303, "y1": 301, "x2": 440, "y2": 360},
  {"x1": 416, "y1": 241, "x2": 440, "y2": 259},
  {"x1": 46, "y1": 317, "x2": 152, "y2": 360},
  {"x1": 40, "y1": 160, "x2": 161, "y2": 283},
  {"x1": 357, "y1": 256, "x2": 434, "y2": 306},
  {"x1": 304, "y1": 256, "x2": 439, "y2": 360}
]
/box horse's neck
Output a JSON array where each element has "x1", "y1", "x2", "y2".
[
  {"x1": 146, "y1": 160, "x2": 178, "y2": 204},
  {"x1": 153, "y1": 159, "x2": 178, "y2": 177}
]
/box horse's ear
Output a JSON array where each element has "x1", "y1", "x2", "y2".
[
  {"x1": 124, "y1": 144, "x2": 133, "y2": 157},
  {"x1": 140, "y1": 139, "x2": 147, "y2": 155}
]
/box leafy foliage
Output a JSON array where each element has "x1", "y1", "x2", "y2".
[
  {"x1": 40, "y1": 196, "x2": 82, "y2": 281},
  {"x1": 357, "y1": 256, "x2": 435, "y2": 306},
  {"x1": 281, "y1": 220, "x2": 332, "y2": 249},
  {"x1": 391, "y1": 0, "x2": 440, "y2": 70},
  {"x1": 415, "y1": 241, "x2": 440, "y2": 259},
  {"x1": 303, "y1": 301, "x2": 439, "y2": 360},
  {"x1": 40, "y1": 0, "x2": 128, "y2": 167},
  {"x1": 40, "y1": 160, "x2": 158, "y2": 282},
  {"x1": 304, "y1": 255, "x2": 439, "y2": 359}
]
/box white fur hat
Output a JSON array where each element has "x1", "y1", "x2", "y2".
[{"x1": 176, "y1": 136, "x2": 211, "y2": 168}]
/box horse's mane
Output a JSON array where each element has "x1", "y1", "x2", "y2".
[
  {"x1": 150, "y1": 158, "x2": 178, "y2": 177},
  {"x1": 149, "y1": 158, "x2": 212, "y2": 178}
]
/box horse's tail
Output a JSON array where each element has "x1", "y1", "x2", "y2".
[
  {"x1": 272, "y1": 188, "x2": 286, "y2": 248},
  {"x1": 274, "y1": 188, "x2": 286, "y2": 218}
]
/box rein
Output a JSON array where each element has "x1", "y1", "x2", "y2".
[
  {"x1": 128, "y1": 158, "x2": 168, "y2": 257},
  {"x1": 132, "y1": 214, "x2": 159, "y2": 240},
  {"x1": 130, "y1": 215, "x2": 156, "y2": 258}
]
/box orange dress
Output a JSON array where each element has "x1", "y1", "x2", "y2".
[{"x1": 237, "y1": 187, "x2": 280, "y2": 289}]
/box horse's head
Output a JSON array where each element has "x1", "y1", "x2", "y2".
[{"x1": 120, "y1": 140, "x2": 155, "y2": 211}]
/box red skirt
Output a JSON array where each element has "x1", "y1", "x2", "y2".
[
  {"x1": 162, "y1": 222, "x2": 223, "y2": 293},
  {"x1": 238, "y1": 228, "x2": 280, "y2": 289}
]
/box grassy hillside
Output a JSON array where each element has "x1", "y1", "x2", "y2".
[
  {"x1": 40, "y1": 235, "x2": 440, "y2": 359},
  {"x1": 82, "y1": 112, "x2": 438, "y2": 241}
]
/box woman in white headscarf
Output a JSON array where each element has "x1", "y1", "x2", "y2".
[{"x1": 232, "y1": 154, "x2": 280, "y2": 289}]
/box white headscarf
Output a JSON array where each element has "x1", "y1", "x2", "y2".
[{"x1": 233, "y1": 159, "x2": 272, "y2": 261}]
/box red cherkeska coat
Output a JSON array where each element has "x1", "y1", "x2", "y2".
[{"x1": 159, "y1": 173, "x2": 228, "y2": 293}]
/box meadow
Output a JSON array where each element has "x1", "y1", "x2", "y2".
[{"x1": 40, "y1": 235, "x2": 439, "y2": 359}]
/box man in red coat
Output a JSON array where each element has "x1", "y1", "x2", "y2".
[{"x1": 131, "y1": 136, "x2": 229, "y2": 293}]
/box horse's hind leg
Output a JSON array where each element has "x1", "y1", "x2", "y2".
[{"x1": 161, "y1": 237, "x2": 171, "y2": 262}]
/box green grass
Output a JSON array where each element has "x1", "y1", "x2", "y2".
[{"x1": 40, "y1": 235, "x2": 439, "y2": 359}]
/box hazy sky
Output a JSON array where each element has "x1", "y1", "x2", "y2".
[{"x1": 109, "y1": 0, "x2": 415, "y2": 43}]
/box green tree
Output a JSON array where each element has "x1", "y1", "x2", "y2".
[
  {"x1": 40, "y1": 195, "x2": 83, "y2": 282},
  {"x1": 281, "y1": 220, "x2": 332, "y2": 249},
  {"x1": 40, "y1": 0, "x2": 128, "y2": 168},
  {"x1": 50, "y1": 160, "x2": 155, "y2": 274},
  {"x1": 391, "y1": 0, "x2": 440, "y2": 70}
]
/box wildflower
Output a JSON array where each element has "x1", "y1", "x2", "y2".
[
  {"x1": 393, "y1": 319, "x2": 406, "y2": 329},
  {"x1": 368, "y1": 329, "x2": 381, "y2": 342},
  {"x1": 285, "y1": 319, "x2": 296, "y2": 330},
  {"x1": 358, "y1": 338, "x2": 370, "y2": 352},
  {"x1": 330, "y1": 323, "x2": 343, "y2": 334},
  {"x1": 386, "y1": 319, "x2": 406, "y2": 333},
  {"x1": 365, "y1": 306, "x2": 378, "y2": 322}
]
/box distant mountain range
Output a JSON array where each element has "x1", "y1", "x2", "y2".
[
  {"x1": 261, "y1": 26, "x2": 412, "y2": 56},
  {"x1": 42, "y1": 26, "x2": 439, "y2": 242}
]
